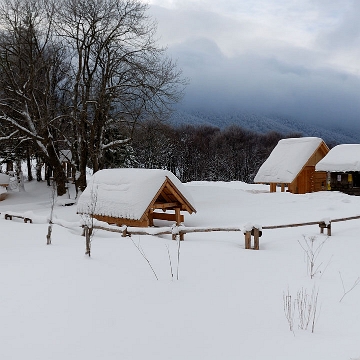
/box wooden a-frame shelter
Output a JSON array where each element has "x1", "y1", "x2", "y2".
[{"x1": 77, "y1": 168, "x2": 196, "y2": 229}]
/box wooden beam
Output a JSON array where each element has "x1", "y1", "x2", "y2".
[
  {"x1": 152, "y1": 212, "x2": 184, "y2": 222},
  {"x1": 93, "y1": 214, "x2": 149, "y2": 227},
  {"x1": 153, "y1": 202, "x2": 179, "y2": 209},
  {"x1": 148, "y1": 208, "x2": 154, "y2": 227}
]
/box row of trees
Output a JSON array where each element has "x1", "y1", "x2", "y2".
[
  {"x1": 120, "y1": 121, "x2": 299, "y2": 183},
  {"x1": 0, "y1": 0, "x2": 185, "y2": 195}
]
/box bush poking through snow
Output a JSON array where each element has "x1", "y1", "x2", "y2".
[
  {"x1": 298, "y1": 235, "x2": 329, "y2": 279},
  {"x1": 131, "y1": 237, "x2": 158, "y2": 281},
  {"x1": 296, "y1": 286, "x2": 319, "y2": 332},
  {"x1": 46, "y1": 182, "x2": 57, "y2": 245},
  {"x1": 81, "y1": 185, "x2": 99, "y2": 257},
  {"x1": 283, "y1": 288, "x2": 295, "y2": 334},
  {"x1": 339, "y1": 272, "x2": 360, "y2": 303},
  {"x1": 283, "y1": 286, "x2": 320, "y2": 334}
]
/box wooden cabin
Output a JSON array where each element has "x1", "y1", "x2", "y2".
[
  {"x1": 254, "y1": 137, "x2": 329, "y2": 194},
  {"x1": 77, "y1": 168, "x2": 196, "y2": 227},
  {"x1": 315, "y1": 144, "x2": 360, "y2": 195}
]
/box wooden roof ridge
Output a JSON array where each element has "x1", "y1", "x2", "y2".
[
  {"x1": 141, "y1": 176, "x2": 196, "y2": 221},
  {"x1": 291, "y1": 139, "x2": 330, "y2": 181},
  {"x1": 164, "y1": 176, "x2": 196, "y2": 214}
]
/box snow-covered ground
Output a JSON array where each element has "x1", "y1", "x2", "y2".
[{"x1": 0, "y1": 180, "x2": 360, "y2": 360}]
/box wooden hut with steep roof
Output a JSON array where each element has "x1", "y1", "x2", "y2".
[
  {"x1": 77, "y1": 168, "x2": 196, "y2": 228},
  {"x1": 254, "y1": 137, "x2": 329, "y2": 194}
]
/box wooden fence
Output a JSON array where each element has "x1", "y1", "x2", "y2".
[
  {"x1": 4, "y1": 210, "x2": 360, "y2": 251},
  {"x1": 90, "y1": 214, "x2": 360, "y2": 250}
]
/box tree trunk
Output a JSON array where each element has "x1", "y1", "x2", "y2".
[
  {"x1": 36, "y1": 158, "x2": 42, "y2": 181},
  {"x1": 26, "y1": 147, "x2": 33, "y2": 181},
  {"x1": 53, "y1": 165, "x2": 68, "y2": 196}
]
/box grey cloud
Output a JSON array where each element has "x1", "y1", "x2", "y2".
[
  {"x1": 171, "y1": 39, "x2": 360, "y2": 129},
  {"x1": 317, "y1": 1, "x2": 360, "y2": 50},
  {"x1": 149, "y1": 3, "x2": 360, "y2": 131}
]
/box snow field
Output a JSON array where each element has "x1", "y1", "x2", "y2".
[{"x1": 0, "y1": 180, "x2": 359, "y2": 359}]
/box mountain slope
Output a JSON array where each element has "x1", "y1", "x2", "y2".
[{"x1": 169, "y1": 110, "x2": 360, "y2": 144}]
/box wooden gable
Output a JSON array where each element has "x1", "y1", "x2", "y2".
[
  {"x1": 287, "y1": 141, "x2": 329, "y2": 194},
  {"x1": 146, "y1": 177, "x2": 196, "y2": 226}
]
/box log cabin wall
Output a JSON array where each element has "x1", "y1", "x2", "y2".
[{"x1": 329, "y1": 172, "x2": 360, "y2": 195}]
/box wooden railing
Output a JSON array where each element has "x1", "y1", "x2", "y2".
[
  {"x1": 3, "y1": 210, "x2": 360, "y2": 251},
  {"x1": 90, "y1": 215, "x2": 360, "y2": 250}
]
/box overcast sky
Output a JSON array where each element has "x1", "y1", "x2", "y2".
[{"x1": 146, "y1": 0, "x2": 360, "y2": 130}]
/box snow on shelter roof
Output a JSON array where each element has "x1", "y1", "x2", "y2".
[
  {"x1": 254, "y1": 137, "x2": 324, "y2": 184},
  {"x1": 315, "y1": 144, "x2": 360, "y2": 172},
  {"x1": 77, "y1": 168, "x2": 196, "y2": 220}
]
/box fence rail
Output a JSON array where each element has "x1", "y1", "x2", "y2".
[
  {"x1": 90, "y1": 214, "x2": 360, "y2": 250},
  {"x1": 3, "y1": 209, "x2": 360, "y2": 251}
]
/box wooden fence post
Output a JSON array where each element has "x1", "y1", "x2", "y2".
[
  {"x1": 319, "y1": 221, "x2": 332, "y2": 236},
  {"x1": 84, "y1": 225, "x2": 91, "y2": 256},
  {"x1": 244, "y1": 227, "x2": 261, "y2": 250},
  {"x1": 253, "y1": 227, "x2": 260, "y2": 250},
  {"x1": 327, "y1": 222, "x2": 332, "y2": 236},
  {"x1": 121, "y1": 226, "x2": 128, "y2": 237},
  {"x1": 244, "y1": 231, "x2": 251, "y2": 249}
]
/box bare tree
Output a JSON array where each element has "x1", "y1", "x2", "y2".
[
  {"x1": 0, "y1": 0, "x2": 70, "y2": 195},
  {"x1": 56, "y1": 0, "x2": 186, "y2": 192}
]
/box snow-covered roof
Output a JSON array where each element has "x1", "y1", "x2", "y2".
[
  {"x1": 254, "y1": 137, "x2": 325, "y2": 183},
  {"x1": 77, "y1": 168, "x2": 196, "y2": 220},
  {"x1": 315, "y1": 144, "x2": 360, "y2": 172},
  {"x1": 0, "y1": 173, "x2": 10, "y2": 185}
]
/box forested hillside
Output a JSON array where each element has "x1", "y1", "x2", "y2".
[
  {"x1": 112, "y1": 121, "x2": 300, "y2": 183},
  {"x1": 170, "y1": 110, "x2": 360, "y2": 145}
]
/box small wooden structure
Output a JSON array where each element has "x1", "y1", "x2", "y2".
[
  {"x1": 59, "y1": 150, "x2": 73, "y2": 180},
  {"x1": 5, "y1": 212, "x2": 32, "y2": 223},
  {"x1": 316, "y1": 144, "x2": 360, "y2": 195},
  {"x1": 254, "y1": 137, "x2": 329, "y2": 194},
  {"x1": 77, "y1": 168, "x2": 196, "y2": 238},
  {"x1": 0, "y1": 173, "x2": 9, "y2": 201}
]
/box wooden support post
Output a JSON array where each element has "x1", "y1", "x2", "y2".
[
  {"x1": 253, "y1": 228, "x2": 260, "y2": 250},
  {"x1": 319, "y1": 222, "x2": 331, "y2": 236},
  {"x1": 270, "y1": 183, "x2": 276, "y2": 192},
  {"x1": 244, "y1": 227, "x2": 262, "y2": 250},
  {"x1": 121, "y1": 226, "x2": 128, "y2": 237},
  {"x1": 174, "y1": 207, "x2": 184, "y2": 241},
  {"x1": 327, "y1": 222, "x2": 331, "y2": 236},
  {"x1": 281, "y1": 183, "x2": 285, "y2": 192},
  {"x1": 148, "y1": 209, "x2": 154, "y2": 227},
  {"x1": 85, "y1": 226, "x2": 91, "y2": 256},
  {"x1": 244, "y1": 231, "x2": 251, "y2": 249}
]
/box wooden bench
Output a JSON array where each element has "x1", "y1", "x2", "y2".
[{"x1": 5, "y1": 213, "x2": 32, "y2": 223}]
